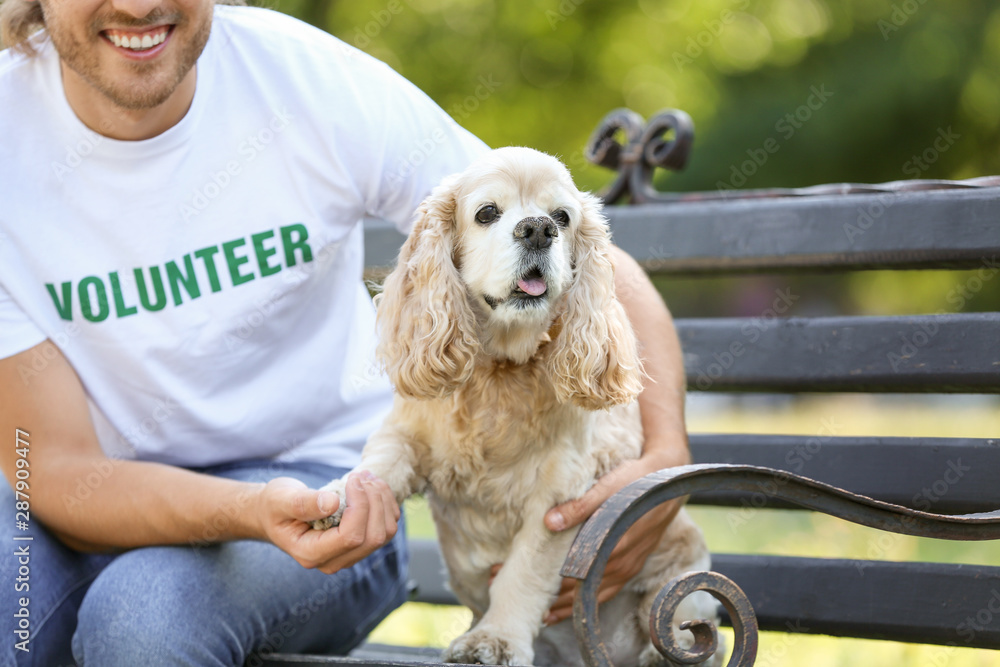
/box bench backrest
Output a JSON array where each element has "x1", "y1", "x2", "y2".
[
  {"x1": 367, "y1": 184, "x2": 1000, "y2": 651},
  {"x1": 604, "y1": 189, "x2": 999, "y2": 650}
]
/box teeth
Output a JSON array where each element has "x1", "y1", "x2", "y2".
[{"x1": 107, "y1": 28, "x2": 168, "y2": 50}]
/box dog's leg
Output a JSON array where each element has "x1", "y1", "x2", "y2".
[
  {"x1": 442, "y1": 515, "x2": 577, "y2": 666},
  {"x1": 310, "y1": 424, "x2": 420, "y2": 530}
]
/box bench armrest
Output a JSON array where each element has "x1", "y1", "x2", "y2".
[{"x1": 562, "y1": 463, "x2": 1000, "y2": 667}]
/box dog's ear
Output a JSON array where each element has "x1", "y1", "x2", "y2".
[
  {"x1": 545, "y1": 192, "x2": 645, "y2": 410},
  {"x1": 375, "y1": 176, "x2": 478, "y2": 400}
]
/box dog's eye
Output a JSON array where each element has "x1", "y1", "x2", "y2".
[
  {"x1": 551, "y1": 209, "x2": 570, "y2": 226},
  {"x1": 475, "y1": 204, "x2": 500, "y2": 225}
]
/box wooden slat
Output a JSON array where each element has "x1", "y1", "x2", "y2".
[
  {"x1": 260, "y1": 655, "x2": 429, "y2": 666},
  {"x1": 407, "y1": 539, "x2": 455, "y2": 606},
  {"x1": 714, "y1": 555, "x2": 1000, "y2": 649},
  {"x1": 363, "y1": 190, "x2": 1000, "y2": 274},
  {"x1": 678, "y1": 313, "x2": 1000, "y2": 393},
  {"x1": 688, "y1": 434, "x2": 1000, "y2": 515},
  {"x1": 260, "y1": 644, "x2": 443, "y2": 665},
  {"x1": 366, "y1": 542, "x2": 1000, "y2": 650},
  {"x1": 264, "y1": 544, "x2": 1000, "y2": 664},
  {"x1": 604, "y1": 188, "x2": 1000, "y2": 275}
]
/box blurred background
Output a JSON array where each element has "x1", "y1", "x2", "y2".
[
  {"x1": 267, "y1": 0, "x2": 1000, "y2": 317},
  {"x1": 264, "y1": 1, "x2": 999, "y2": 664}
]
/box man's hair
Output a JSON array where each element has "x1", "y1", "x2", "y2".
[{"x1": 0, "y1": 0, "x2": 247, "y2": 55}]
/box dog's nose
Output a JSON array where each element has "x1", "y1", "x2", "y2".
[{"x1": 513, "y1": 217, "x2": 557, "y2": 250}]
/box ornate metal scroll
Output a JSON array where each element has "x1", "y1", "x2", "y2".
[
  {"x1": 586, "y1": 108, "x2": 1000, "y2": 205},
  {"x1": 585, "y1": 108, "x2": 695, "y2": 205},
  {"x1": 563, "y1": 463, "x2": 1000, "y2": 667}
]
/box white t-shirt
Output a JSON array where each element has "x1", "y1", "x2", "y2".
[{"x1": 0, "y1": 6, "x2": 488, "y2": 468}]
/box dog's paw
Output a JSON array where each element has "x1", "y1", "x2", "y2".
[
  {"x1": 309, "y1": 510, "x2": 343, "y2": 531},
  {"x1": 309, "y1": 479, "x2": 347, "y2": 531},
  {"x1": 443, "y1": 627, "x2": 532, "y2": 666}
]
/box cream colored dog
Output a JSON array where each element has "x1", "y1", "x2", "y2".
[{"x1": 314, "y1": 147, "x2": 721, "y2": 667}]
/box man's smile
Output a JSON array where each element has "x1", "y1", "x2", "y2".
[{"x1": 102, "y1": 26, "x2": 173, "y2": 55}]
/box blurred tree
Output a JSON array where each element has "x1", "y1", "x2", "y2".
[
  {"x1": 268, "y1": 0, "x2": 999, "y2": 190},
  {"x1": 266, "y1": 0, "x2": 1000, "y2": 316}
]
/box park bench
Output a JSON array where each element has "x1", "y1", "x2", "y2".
[{"x1": 262, "y1": 109, "x2": 1000, "y2": 666}]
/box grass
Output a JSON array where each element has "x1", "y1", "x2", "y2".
[{"x1": 368, "y1": 394, "x2": 1000, "y2": 666}]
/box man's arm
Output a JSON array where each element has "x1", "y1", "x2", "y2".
[
  {"x1": 0, "y1": 341, "x2": 398, "y2": 574},
  {"x1": 542, "y1": 244, "x2": 691, "y2": 623}
]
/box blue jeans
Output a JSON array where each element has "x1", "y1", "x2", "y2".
[{"x1": 0, "y1": 460, "x2": 409, "y2": 667}]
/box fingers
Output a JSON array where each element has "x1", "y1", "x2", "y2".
[
  {"x1": 544, "y1": 470, "x2": 621, "y2": 532},
  {"x1": 337, "y1": 473, "x2": 372, "y2": 546},
  {"x1": 543, "y1": 578, "x2": 625, "y2": 626},
  {"x1": 266, "y1": 476, "x2": 341, "y2": 523},
  {"x1": 544, "y1": 456, "x2": 674, "y2": 532},
  {"x1": 264, "y1": 472, "x2": 400, "y2": 575},
  {"x1": 542, "y1": 503, "x2": 677, "y2": 626},
  {"x1": 544, "y1": 577, "x2": 577, "y2": 625},
  {"x1": 313, "y1": 472, "x2": 399, "y2": 574}
]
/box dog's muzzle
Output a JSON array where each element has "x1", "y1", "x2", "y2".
[{"x1": 513, "y1": 217, "x2": 557, "y2": 251}]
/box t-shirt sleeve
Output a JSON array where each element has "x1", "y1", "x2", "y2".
[
  {"x1": 361, "y1": 63, "x2": 490, "y2": 234},
  {"x1": 0, "y1": 282, "x2": 46, "y2": 359}
]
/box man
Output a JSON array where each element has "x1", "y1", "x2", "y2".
[{"x1": 0, "y1": 1, "x2": 692, "y2": 665}]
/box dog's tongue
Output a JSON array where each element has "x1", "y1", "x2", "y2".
[{"x1": 517, "y1": 276, "x2": 547, "y2": 296}]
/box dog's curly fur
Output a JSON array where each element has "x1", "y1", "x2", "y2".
[{"x1": 315, "y1": 147, "x2": 722, "y2": 667}]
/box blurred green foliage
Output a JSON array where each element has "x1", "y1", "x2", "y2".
[
  {"x1": 271, "y1": 0, "x2": 1000, "y2": 190},
  {"x1": 269, "y1": 0, "x2": 1000, "y2": 315}
]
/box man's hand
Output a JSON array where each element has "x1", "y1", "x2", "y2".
[
  {"x1": 487, "y1": 448, "x2": 688, "y2": 625},
  {"x1": 539, "y1": 446, "x2": 688, "y2": 625},
  {"x1": 255, "y1": 471, "x2": 400, "y2": 574}
]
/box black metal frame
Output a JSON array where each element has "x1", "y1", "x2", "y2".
[
  {"x1": 560, "y1": 109, "x2": 1000, "y2": 667},
  {"x1": 563, "y1": 465, "x2": 1000, "y2": 667}
]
